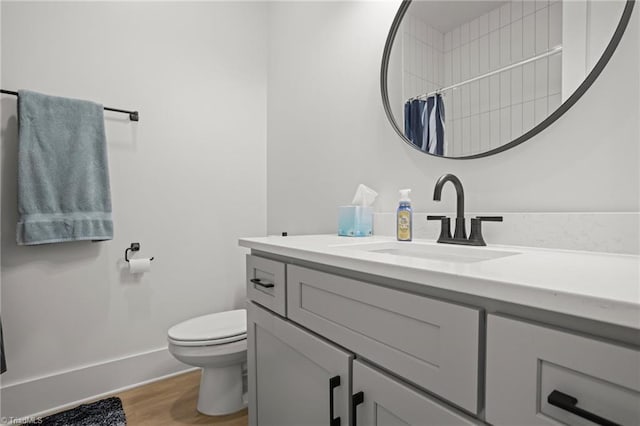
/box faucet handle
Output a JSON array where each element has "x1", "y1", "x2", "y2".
[
  {"x1": 469, "y1": 216, "x2": 503, "y2": 246},
  {"x1": 427, "y1": 215, "x2": 452, "y2": 242},
  {"x1": 475, "y1": 216, "x2": 503, "y2": 222}
]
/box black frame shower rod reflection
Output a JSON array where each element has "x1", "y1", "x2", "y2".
[{"x1": 1, "y1": 89, "x2": 139, "y2": 121}]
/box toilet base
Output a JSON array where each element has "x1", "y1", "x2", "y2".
[{"x1": 197, "y1": 364, "x2": 246, "y2": 416}]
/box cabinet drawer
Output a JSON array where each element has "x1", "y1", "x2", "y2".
[
  {"x1": 246, "y1": 255, "x2": 286, "y2": 316},
  {"x1": 486, "y1": 314, "x2": 640, "y2": 425},
  {"x1": 353, "y1": 360, "x2": 482, "y2": 426},
  {"x1": 287, "y1": 265, "x2": 481, "y2": 414}
]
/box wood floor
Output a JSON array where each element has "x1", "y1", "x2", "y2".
[{"x1": 117, "y1": 370, "x2": 248, "y2": 426}]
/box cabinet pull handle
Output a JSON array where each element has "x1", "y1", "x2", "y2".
[
  {"x1": 250, "y1": 278, "x2": 274, "y2": 288},
  {"x1": 547, "y1": 390, "x2": 620, "y2": 426},
  {"x1": 351, "y1": 391, "x2": 364, "y2": 426},
  {"x1": 329, "y1": 375, "x2": 341, "y2": 426}
]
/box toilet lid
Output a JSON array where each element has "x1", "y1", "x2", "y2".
[{"x1": 168, "y1": 309, "x2": 246, "y2": 342}]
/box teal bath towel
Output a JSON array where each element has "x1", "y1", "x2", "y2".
[{"x1": 17, "y1": 90, "x2": 113, "y2": 245}]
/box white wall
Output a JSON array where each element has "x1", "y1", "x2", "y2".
[
  {"x1": 1, "y1": 1, "x2": 266, "y2": 417},
  {"x1": 267, "y1": 1, "x2": 638, "y2": 235}
]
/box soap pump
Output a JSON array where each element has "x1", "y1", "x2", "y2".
[{"x1": 397, "y1": 189, "x2": 412, "y2": 241}]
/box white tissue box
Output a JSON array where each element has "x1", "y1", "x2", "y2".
[{"x1": 338, "y1": 206, "x2": 373, "y2": 237}]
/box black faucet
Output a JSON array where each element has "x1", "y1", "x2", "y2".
[
  {"x1": 428, "y1": 174, "x2": 502, "y2": 246},
  {"x1": 433, "y1": 174, "x2": 467, "y2": 240}
]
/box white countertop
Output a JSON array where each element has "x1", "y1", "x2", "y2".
[{"x1": 239, "y1": 235, "x2": 640, "y2": 330}]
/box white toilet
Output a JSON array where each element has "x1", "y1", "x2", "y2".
[{"x1": 167, "y1": 309, "x2": 247, "y2": 416}]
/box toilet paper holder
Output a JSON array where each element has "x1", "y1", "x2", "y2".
[{"x1": 125, "y1": 242, "x2": 154, "y2": 262}]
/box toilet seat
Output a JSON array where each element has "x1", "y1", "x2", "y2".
[
  {"x1": 168, "y1": 309, "x2": 246, "y2": 347},
  {"x1": 168, "y1": 333, "x2": 246, "y2": 347}
]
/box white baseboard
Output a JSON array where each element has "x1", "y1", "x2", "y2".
[{"x1": 0, "y1": 347, "x2": 194, "y2": 419}]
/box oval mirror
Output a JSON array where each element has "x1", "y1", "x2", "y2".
[{"x1": 381, "y1": 0, "x2": 635, "y2": 158}]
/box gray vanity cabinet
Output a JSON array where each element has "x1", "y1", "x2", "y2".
[
  {"x1": 352, "y1": 360, "x2": 482, "y2": 426},
  {"x1": 247, "y1": 301, "x2": 352, "y2": 426},
  {"x1": 246, "y1": 252, "x2": 640, "y2": 425},
  {"x1": 246, "y1": 258, "x2": 482, "y2": 425}
]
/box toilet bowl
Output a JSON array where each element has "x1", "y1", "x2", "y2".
[{"x1": 168, "y1": 309, "x2": 247, "y2": 416}]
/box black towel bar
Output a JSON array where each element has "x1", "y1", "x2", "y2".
[{"x1": 1, "y1": 89, "x2": 139, "y2": 122}]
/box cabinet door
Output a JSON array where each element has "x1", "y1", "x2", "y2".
[
  {"x1": 486, "y1": 314, "x2": 640, "y2": 425},
  {"x1": 352, "y1": 360, "x2": 481, "y2": 426},
  {"x1": 247, "y1": 302, "x2": 353, "y2": 426}
]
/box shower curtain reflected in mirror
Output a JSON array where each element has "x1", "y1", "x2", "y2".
[{"x1": 404, "y1": 94, "x2": 445, "y2": 156}]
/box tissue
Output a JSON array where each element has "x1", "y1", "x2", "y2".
[
  {"x1": 351, "y1": 184, "x2": 378, "y2": 207},
  {"x1": 129, "y1": 258, "x2": 152, "y2": 273},
  {"x1": 339, "y1": 184, "x2": 378, "y2": 237}
]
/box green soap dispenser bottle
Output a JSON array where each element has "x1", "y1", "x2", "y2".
[{"x1": 397, "y1": 189, "x2": 412, "y2": 241}]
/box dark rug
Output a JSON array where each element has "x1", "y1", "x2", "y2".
[{"x1": 40, "y1": 397, "x2": 126, "y2": 426}]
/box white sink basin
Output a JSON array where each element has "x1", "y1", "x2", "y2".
[{"x1": 333, "y1": 241, "x2": 520, "y2": 263}]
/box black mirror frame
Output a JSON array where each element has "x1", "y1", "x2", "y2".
[{"x1": 380, "y1": 0, "x2": 636, "y2": 160}]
